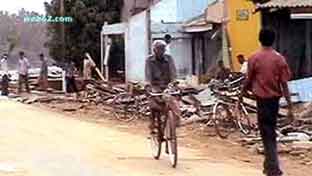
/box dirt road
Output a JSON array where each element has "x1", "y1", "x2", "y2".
[{"x1": 0, "y1": 100, "x2": 263, "y2": 176}]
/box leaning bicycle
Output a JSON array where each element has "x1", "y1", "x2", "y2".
[
  {"x1": 110, "y1": 82, "x2": 149, "y2": 122},
  {"x1": 208, "y1": 76, "x2": 253, "y2": 138}
]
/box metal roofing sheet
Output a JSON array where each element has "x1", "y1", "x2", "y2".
[{"x1": 258, "y1": 0, "x2": 312, "y2": 9}]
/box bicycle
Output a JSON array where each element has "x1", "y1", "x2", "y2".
[
  {"x1": 208, "y1": 76, "x2": 253, "y2": 138},
  {"x1": 110, "y1": 82, "x2": 149, "y2": 122},
  {"x1": 148, "y1": 83, "x2": 181, "y2": 168},
  {"x1": 180, "y1": 75, "x2": 253, "y2": 139}
]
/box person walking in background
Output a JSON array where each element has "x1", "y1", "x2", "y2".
[
  {"x1": 82, "y1": 55, "x2": 95, "y2": 98},
  {"x1": 18, "y1": 51, "x2": 31, "y2": 94},
  {"x1": 1, "y1": 53, "x2": 9, "y2": 96},
  {"x1": 241, "y1": 29, "x2": 294, "y2": 176},
  {"x1": 237, "y1": 54, "x2": 248, "y2": 74},
  {"x1": 38, "y1": 53, "x2": 49, "y2": 91}
]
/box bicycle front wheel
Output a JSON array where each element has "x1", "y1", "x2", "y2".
[
  {"x1": 213, "y1": 103, "x2": 236, "y2": 139},
  {"x1": 165, "y1": 110, "x2": 178, "y2": 168}
]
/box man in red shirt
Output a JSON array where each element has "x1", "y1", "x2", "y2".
[{"x1": 242, "y1": 29, "x2": 294, "y2": 176}]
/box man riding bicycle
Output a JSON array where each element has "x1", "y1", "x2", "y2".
[{"x1": 145, "y1": 40, "x2": 177, "y2": 135}]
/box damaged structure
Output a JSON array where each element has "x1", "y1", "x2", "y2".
[
  {"x1": 256, "y1": 0, "x2": 312, "y2": 79},
  {"x1": 101, "y1": 0, "x2": 221, "y2": 84}
]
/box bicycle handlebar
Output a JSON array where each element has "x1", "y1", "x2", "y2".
[{"x1": 146, "y1": 82, "x2": 182, "y2": 97}]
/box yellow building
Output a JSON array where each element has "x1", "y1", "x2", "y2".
[{"x1": 226, "y1": 0, "x2": 261, "y2": 71}]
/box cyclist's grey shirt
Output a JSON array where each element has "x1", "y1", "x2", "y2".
[{"x1": 145, "y1": 54, "x2": 177, "y2": 89}]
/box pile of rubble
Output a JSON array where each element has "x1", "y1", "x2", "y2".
[
  {"x1": 241, "y1": 132, "x2": 312, "y2": 165},
  {"x1": 240, "y1": 103, "x2": 312, "y2": 165},
  {"x1": 9, "y1": 78, "x2": 312, "y2": 165}
]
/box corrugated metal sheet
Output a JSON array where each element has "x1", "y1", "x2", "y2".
[
  {"x1": 205, "y1": 0, "x2": 224, "y2": 23},
  {"x1": 183, "y1": 14, "x2": 213, "y2": 33},
  {"x1": 288, "y1": 77, "x2": 312, "y2": 102},
  {"x1": 258, "y1": 0, "x2": 312, "y2": 9}
]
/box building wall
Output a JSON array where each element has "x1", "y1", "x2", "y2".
[
  {"x1": 170, "y1": 38, "x2": 193, "y2": 78},
  {"x1": 227, "y1": 0, "x2": 261, "y2": 71},
  {"x1": 151, "y1": 0, "x2": 178, "y2": 22},
  {"x1": 151, "y1": 0, "x2": 216, "y2": 23},
  {"x1": 262, "y1": 10, "x2": 312, "y2": 79},
  {"x1": 122, "y1": 0, "x2": 161, "y2": 21},
  {"x1": 125, "y1": 11, "x2": 149, "y2": 82},
  {"x1": 177, "y1": 0, "x2": 216, "y2": 22}
]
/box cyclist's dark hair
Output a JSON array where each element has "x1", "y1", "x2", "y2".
[{"x1": 259, "y1": 28, "x2": 275, "y2": 47}]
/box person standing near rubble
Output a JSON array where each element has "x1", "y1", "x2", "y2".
[
  {"x1": 18, "y1": 51, "x2": 31, "y2": 94},
  {"x1": 83, "y1": 55, "x2": 95, "y2": 85},
  {"x1": 237, "y1": 54, "x2": 248, "y2": 74},
  {"x1": 164, "y1": 34, "x2": 172, "y2": 56},
  {"x1": 65, "y1": 58, "x2": 79, "y2": 98},
  {"x1": 38, "y1": 53, "x2": 48, "y2": 91},
  {"x1": 241, "y1": 28, "x2": 294, "y2": 176},
  {"x1": 1, "y1": 53, "x2": 9, "y2": 96},
  {"x1": 215, "y1": 60, "x2": 231, "y2": 81}
]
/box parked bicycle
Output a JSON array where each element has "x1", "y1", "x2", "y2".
[
  {"x1": 208, "y1": 75, "x2": 253, "y2": 138},
  {"x1": 182, "y1": 74, "x2": 254, "y2": 139},
  {"x1": 110, "y1": 81, "x2": 149, "y2": 122}
]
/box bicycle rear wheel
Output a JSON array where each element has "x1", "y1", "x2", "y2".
[
  {"x1": 236, "y1": 103, "x2": 252, "y2": 135},
  {"x1": 165, "y1": 110, "x2": 178, "y2": 168},
  {"x1": 213, "y1": 103, "x2": 236, "y2": 139},
  {"x1": 111, "y1": 93, "x2": 137, "y2": 122}
]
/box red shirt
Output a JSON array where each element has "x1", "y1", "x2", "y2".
[{"x1": 245, "y1": 48, "x2": 291, "y2": 99}]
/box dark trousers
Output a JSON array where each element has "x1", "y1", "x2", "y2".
[
  {"x1": 256, "y1": 97, "x2": 283, "y2": 176},
  {"x1": 1, "y1": 74, "x2": 9, "y2": 96},
  {"x1": 18, "y1": 74, "x2": 30, "y2": 93},
  {"x1": 66, "y1": 76, "x2": 78, "y2": 93},
  {"x1": 149, "y1": 97, "x2": 166, "y2": 131}
]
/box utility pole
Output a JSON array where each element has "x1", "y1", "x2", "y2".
[
  {"x1": 60, "y1": 0, "x2": 65, "y2": 60},
  {"x1": 146, "y1": 0, "x2": 152, "y2": 54}
]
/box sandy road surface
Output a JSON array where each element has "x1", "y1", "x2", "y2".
[{"x1": 0, "y1": 100, "x2": 261, "y2": 176}]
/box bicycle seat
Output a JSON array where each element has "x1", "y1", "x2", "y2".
[{"x1": 128, "y1": 81, "x2": 140, "y2": 85}]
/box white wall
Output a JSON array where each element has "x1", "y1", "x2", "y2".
[
  {"x1": 151, "y1": 0, "x2": 177, "y2": 23},
  {"x1": 151, "y1": 0, "x2": 217, "y2": 23},
  {"x1": 169, "y1": 38, "x2": 193, "y2": 79},
  {"x1": 126, "y1": 11, "x2": 148, "y2": 82}
]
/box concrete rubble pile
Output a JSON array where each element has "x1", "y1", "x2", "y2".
[
  {"x1": 10, "y1": 78, "x2": 312, "y2": 164},
  {"x1": 0, "y1": 66, "x2": 63, "y2": 91},
  {"x1": 240, "y1": 103, "x2": 312, "y2": 165}
]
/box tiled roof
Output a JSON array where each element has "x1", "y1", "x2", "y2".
[{"x1": 257, "y1": 0, "x2": 312, "y2": 9}]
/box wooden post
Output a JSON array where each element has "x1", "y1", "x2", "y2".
[
  {"x1": 146, "y1": 0, "x2": 152, "y2": 54},
  {"x1": 85, "y1": 53, "x2": 106, "y2": 81},
  {"x1": 101, "y1": 33, "x2": 104, "y2": 75},
  {"x1": 60, "y1": 0, "x2": 65, "y2": 59},
  {"x1": 104, "y1": 38, "x2": 112, "y2": 81},
  {"x1": 101, "y1": 22, "x2": 108, "y2": 75},
  {"x1": 306, "y1": 21, "x2": 312, "y2": 75}
]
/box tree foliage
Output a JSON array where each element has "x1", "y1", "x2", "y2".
[
  {"x1": 0, "y1": 9, "x2": 48, "y2": 68},
  {"x1": 45, "y1": 0, "x2": 123, "y2": 66}
]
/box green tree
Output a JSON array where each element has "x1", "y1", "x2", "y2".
[{"x1": 45, "y1": 0, "x2": 123, "y2": 66}]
